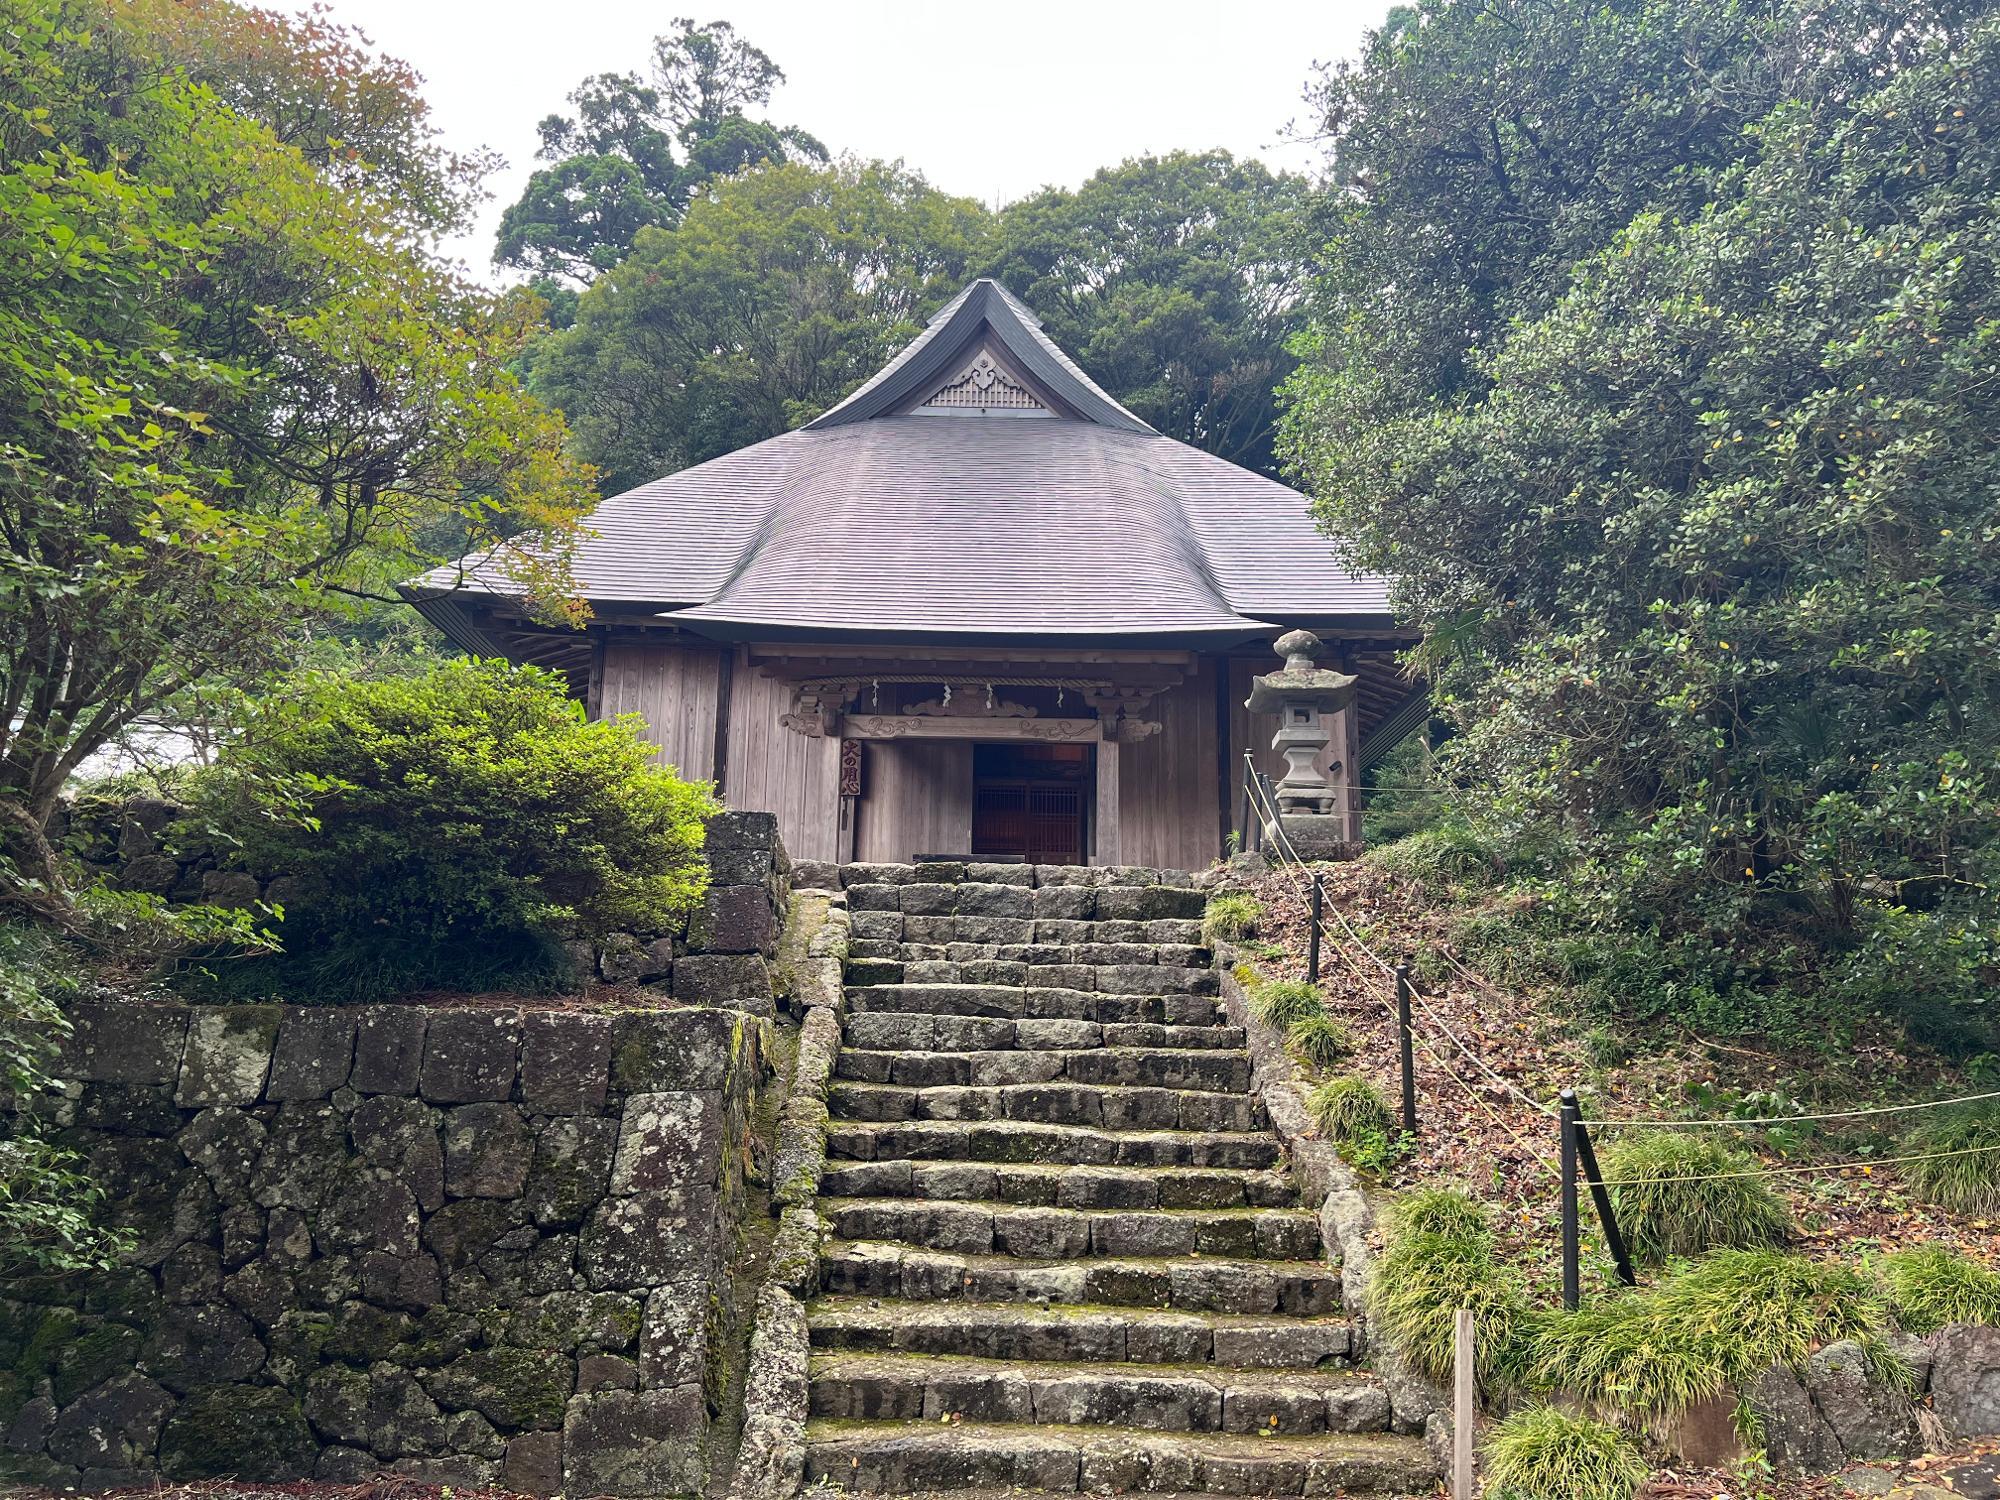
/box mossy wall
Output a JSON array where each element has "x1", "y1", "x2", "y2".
[{"x1": 1, "y1": 995, "x2": 773, "y2": 1497}]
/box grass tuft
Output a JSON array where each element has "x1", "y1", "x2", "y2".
[
  {"x1": 1367, "y1": 821, "x2": 1498, "y2": 887},
  {"x1": 1516, "y1": 1248, "x2": 1892, "y2": 1416},
  {"x1": 1288, "y1": 1010, "x2": 1356, "y2": 1069},
  {"x1": 1306, "y1": 1075, "x2": 1391, "y2": 1142},
  {"x1": 1250, "y1": 977, "x2": 1324, "y2": 1027},
  {"x1": 1202, "y1": 892, "x2": 1262, "y2": 947},
  {"x1": 1597, "y1": 1130, "x2": 1789, "y2": 1267},
  {"x1": 1370, "y1": 1190, "x2": 1527, "y2": 1387},
  {"x1": 1483, "y1": 1406, "x2": 1650, "y2": 1500},
  {"x1": 1901, "y1": 1105, "x2": 2000, "y2": 1213},
  {"x1": 1881, "y1": 1245, "x2": 2000, "y2": 1334}
]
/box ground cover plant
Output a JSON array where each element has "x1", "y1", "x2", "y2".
[
  {"x1": 1881, "y1": 1246, "x2": 2000, "y2": 1335},
  {"x1": 1597, "y1": 1131, "x2": 1791, "y2": 1267},
  {"x1": 1483, "y1": 1406, "x2": 1651, "y2": 1500}
]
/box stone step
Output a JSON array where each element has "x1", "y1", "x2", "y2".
[
  {"x1": 826, "y1": 1119, "x2": 1283, "y2": 1171},
  {"x1": 828, "y1": 1080, "x2": 1266, "y2": 1133},
  {"x1": 808, "y1": 1295, "x2": 1355, "y2": 1366},
  {"x1": 846, "y1": 881, "x2": 1209, "y2": 922},
  {"x1": 820, "y1": 1197, "x2": 1322, "y2": 1262},
  {"x1": 802, "y1": 1419, "x2": 1435, "y2": 1495},
  {"x1": 819, "y1": 1245, "x2": 1342, "y2": 1316},
  {"x1": 847, "y1": 934, "x2": 1212, "y2": 969},
  {"x1": 844, "y1": 983, "x2": 1220, "y2": 1024},
  {"x1": 843, "y1": 1013, "x2": 1244, "y2": 1054},
  {"x1": 819, "y1": 1160, "x2": 1295, "y2": 1212},
  {"x1": 835, "y1": 1046, "x2": 1252, "y2": 1092},
  {"x1": 809, "y1": 1354, "x2": 1392, "y2": 1435}
]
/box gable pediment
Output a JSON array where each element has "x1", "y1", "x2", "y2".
[{"x1": 917, "y1": 347, "x2": 1050, "y2": 415}]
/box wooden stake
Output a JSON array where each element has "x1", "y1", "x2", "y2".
[{"x1": 1453, "y1": 1307, "x2": 1476, "y2": 1500}]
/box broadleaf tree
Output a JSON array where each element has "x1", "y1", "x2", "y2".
[
  {"x1": 495, "y1": 17, "x2": 828, "y2": 282},
  {"x1": 1282, "y1": 0, "x2": 2000, "y2": 1036},
  {"x1": 0, "y1": 0, "x2": 595, "y2": 913}
]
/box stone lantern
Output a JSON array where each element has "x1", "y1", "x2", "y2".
[{"x1": 1245, "y1": 629, "x2": 1358, "y2": 858}]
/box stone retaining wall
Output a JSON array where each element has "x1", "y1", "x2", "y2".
[
  {"x1": 1, "y1": 994, "x2": 773, "y2": 1496},
  {"x1": 61, "y1": 799, "x2": 790, "y2": 1007}
]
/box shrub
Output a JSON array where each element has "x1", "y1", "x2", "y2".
[
  {"x1": 194, "y1": 659, "x2": 717, "y2": 1001},
  {"x1": 1517, "y1": 1249, "x2": 1890, "y2": 1416},
  {"x1": 1288, "y1": 1010, "x2": 1356, "y2": 1069},
  {"x1": 1882, "y1": 1246, "x2": 2000, "y2": 1334},
  {"x1": 1307, "y1": 1075, "x2": 1391, "y2": 1142},
  {"x1": 1250, "y1": 977, "x2": 1323, "y2": 1027},
  {"x1": 1597, "y1": 1131, "x2": 1790, "y2": 1267},
  {"x1": 1901, "y1": 1105, "x2": 2000, "y2": 1212},
  {"x1": 1202, "y1": 891, "x2": 1261, "y2": 947},
  {"x1": 1483, "y1": 1407, "x2": 1650, "y2": 1500},
  {"x1": 1371, "y1": 1193, "x2": 1528, "y2": 1386}
]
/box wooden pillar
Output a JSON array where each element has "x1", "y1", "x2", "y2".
[{"x1": 1095, "y1": 739, "x2": 1122, "y2": 867}]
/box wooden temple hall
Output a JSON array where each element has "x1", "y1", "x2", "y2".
[{"x1": 408, "y1": 280, "x2": 1424, "y2": 868}]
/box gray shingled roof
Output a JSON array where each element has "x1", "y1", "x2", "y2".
[{"x1": 409, "y1": 279, "x2": 1391, "y2": 642}]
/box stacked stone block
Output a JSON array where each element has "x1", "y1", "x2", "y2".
[{"x1": 2, "y1": 995, "x2": 770, "y2": 1496}]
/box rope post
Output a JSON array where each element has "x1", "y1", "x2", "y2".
[
  {"x1": 1574, "y1": 1111, "x2": 1638, "y2": 1289},
  {"x1": 1559, "y1": 1088, "x2": 1581, "y2": 1311},
  {"x1": 1240, "y1": 756, "x2": 1257, "y2": 854},
  {"x1": 1307, "y1": 875, "x2": 1324, "y2": 984},
  {"x1": 1395, "y1": 962, "x2": 1418, "y2": 1134}
]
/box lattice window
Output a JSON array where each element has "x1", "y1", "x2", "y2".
[{"x1": 921, "y1": 351, "x2": 1045, "y2": 410}]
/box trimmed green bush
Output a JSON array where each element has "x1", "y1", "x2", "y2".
[
  {"x1": 193, "y1": 659, "x2": 717, "y2": 1000},
  {"x1": 1483, "y1": 1406, "x2": 1650, "y2": 1500},
  {"x1": 1202, "y1": 892, "x2": 1261, "y2": 946},
  {"x1": 1288, "y1": 1010, "x2": 1356, "y2": 1069},
  {"x1": 1371, "y1": 1189, "x2": 1528, "y2": 1387},
  {"x1": 1517, "y1": 1249, "x2": 1891, "y2": 1416},
  {"x1": 1250, "y1": 977, "x2": 1323, "y2": 1027},
  {"x1": 1882, "y1": 1245, "x2": 2000, "y2": 1334},
  {"x1": 1597, "y1": 1131, "x2": 1789, "y2": 1267},
  {"x1": 1901, "y1": 1105, "x2": 2000, "y2": 1212},
  {"x1": 1306, "y1": 1075, "x2": 1391, "y2": 1143}
]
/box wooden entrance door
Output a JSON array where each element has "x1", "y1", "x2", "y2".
[{"x1": 972, "y1": 743, "x2": 1090, "y2": 864}]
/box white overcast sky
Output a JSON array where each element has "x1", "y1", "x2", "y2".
[{"x1": 309, "y1": 0, "x2": 1384, "y2": 280}]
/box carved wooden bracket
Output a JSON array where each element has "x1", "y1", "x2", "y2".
[{"x1": 781, "y1": 680, "x2": 860, "y2": 738}]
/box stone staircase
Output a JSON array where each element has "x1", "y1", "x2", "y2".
[{"x1": 801, "y1": 862, "x2": 1433, "y2": 1496}]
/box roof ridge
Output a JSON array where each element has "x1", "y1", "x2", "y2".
[{"x1": 805, "y1": 279, "x2": 1153, "y2": 435}]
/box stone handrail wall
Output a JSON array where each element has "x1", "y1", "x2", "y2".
[{"x1": 3, "y1": 992, "x2": 773, "y2": 1496}]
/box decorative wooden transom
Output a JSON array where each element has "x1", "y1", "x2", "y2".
[{"x1": 921, "y1": 351, "x2": 1044, "y2": 411}]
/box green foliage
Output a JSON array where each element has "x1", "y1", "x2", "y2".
[
  {"x1": 0, "y1": 926, "x2": 130, "y2": 1272},
  {"x1": 0, "y1": 0, "x2": 593, "y2": 902},
  {"x1": 1881, "y1": 1246, "x2": 2000, "y2": 1335},
  {"x1": 985, "y1": 151, "x2": 1312, "y2": 474},
  {"x1": 1202, "y1": 891, "x2": 1261, "y2": 946},
  {"x1": 1288, "y1": 1010, "x2": 1356, "y2": 1070},
  {"x1": 1484, "y1": 1406, "x2": 1651, "y2": 1500},
  {"x1": 1518, "y1": 1250, "x2": 1891, "y2": 1416},
  {"x1": 1306, "y1": 1075, "x2": 1391, "y2": 1143},
  {"x1": 531, "y1": 159, "x2": 988, "y2": 492},
  {"x1": 193, "y1": 660, "x2": 716, "y2": 1001},
  {"x1": 1249, "y1": 977, "x2": 1324, "y2": 1028},
  {"x1": 1901, "y1": 1106, "x2": 2000, "y2": 1213},
  {"x1": 496, "y1": 20, "x2": 826, "y2": 281},
  {"x1": 1362, "y1": 732, "x2": 1450, "y2": 845},
  {"x1": 1371, "y1": 1188, "x2": 1528, "y2": 1386},
  {"x1": 1367, "y1": 821, "x2": 1498, "y2": 889},
  {"x1": 1598, "y1": 1132, "x2": 1790, "y2": 1268},
  {"x1": 1280, "y1": 0, "x2": 2000, "y2": 1041}
]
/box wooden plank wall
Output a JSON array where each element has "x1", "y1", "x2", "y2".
[
  {"x1": 724, "y1": 661, "x2": 842, "y2": 864},
  {"x1": 600, "y1": 643, "x2": 722, "y2": 781},
  {"x1": 855, "y1": 740, "x2": 974, "y2": 863},
  {"x1": 1120, "y1": 659, "x2": 1222, "y2": 871}
]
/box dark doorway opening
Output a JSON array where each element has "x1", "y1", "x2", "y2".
[{"x1": 972, "y1": 742, "x2": 1090, "y2": 865}]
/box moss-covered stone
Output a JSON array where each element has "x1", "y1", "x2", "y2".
[
  {"x1": 51, "y1": 1321, "x2": 144, "y2": 1405},
  {"x1": 158, "y1": 1384, "x2": 316, "y2": 1479},
  {"x1": 424, "y1": 1346, "x2": 572, "y2": 1431}
]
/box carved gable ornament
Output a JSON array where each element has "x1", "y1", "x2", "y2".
[{"x1": 920, "y1": 350, "x2": 1045, "y2": 412}]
